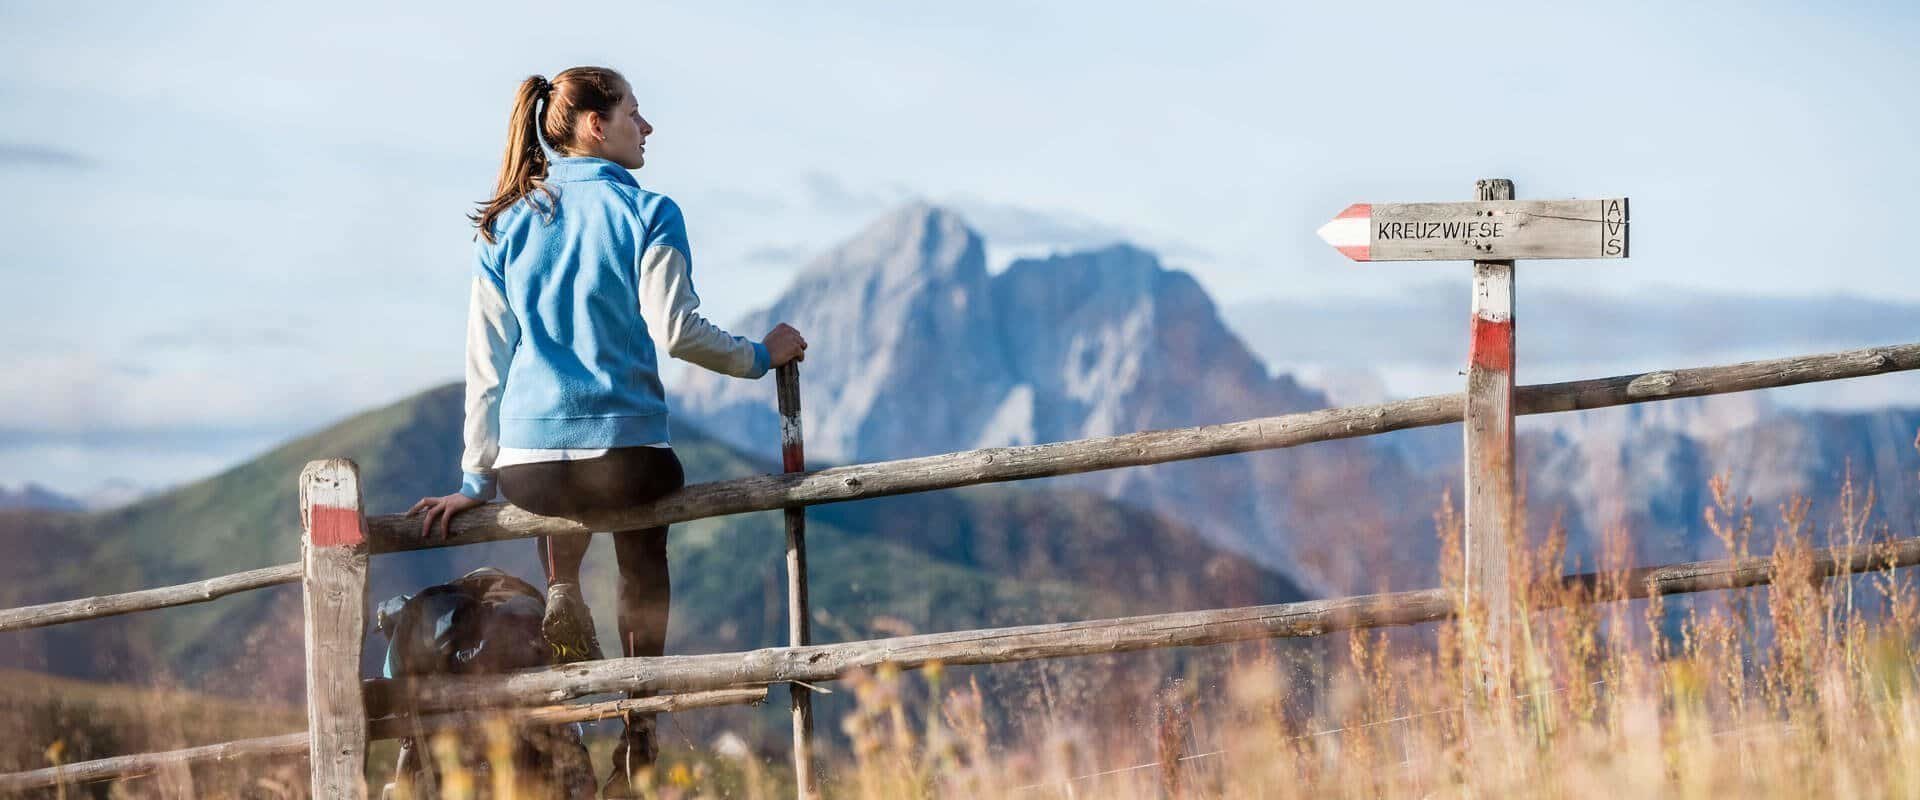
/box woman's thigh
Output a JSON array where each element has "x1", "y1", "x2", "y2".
[{"x1": 499, "y1": 447, "x2": 686, "y2": 518}]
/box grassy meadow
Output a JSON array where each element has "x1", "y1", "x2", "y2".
[{"x1": 11, "y1": 464, "x2": 1920, "y2": 798}]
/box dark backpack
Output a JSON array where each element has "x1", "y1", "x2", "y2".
[{"x1": 374, "y1": 568, "x2": 594, "y2": 799}]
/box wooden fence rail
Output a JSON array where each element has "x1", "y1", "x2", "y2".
[
  {"x1": 0, "y1": 563, "x2": 301, "y2": 633},
  {"x1": 372, "y1": 534, "x2": 1920, "y2": 716},
  {"x1": 6, "y1": 343, "x2": 1913, "y2": 635},
  {"x1": 5, "y1": 341, "x2": 1919, "y2": 796},
  {"x1": 0, "y1": 687, "x2": 768, "y2": 793},
  {"x1": 360, "y1": 342, "x2": 1920, "y2": 554}
]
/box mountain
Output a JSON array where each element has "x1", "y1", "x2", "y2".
[
  {"x1": 675, "y1": 204, "x2": 1434, "y2": 595},
  {"x1": 1520, "y1": 399, "x2": 1920, "y2": 567},
  {"x1": 677, "y1": 203, "x2": 1920, "y2": 595},
  {"x1": 0, "y1": 383, "x2": 1305, "y2": 707},
  {"x1": 1224, "y1": 283, "x2": 1920, "y2": 409},
  {"x1": 0, "y1": 483, "x2": 85, "y2": 512}
]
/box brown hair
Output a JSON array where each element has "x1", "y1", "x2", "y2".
[{"x1": 471, "y1": 67, "x2": 629, "y2": 243}]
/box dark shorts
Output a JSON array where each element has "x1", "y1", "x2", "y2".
[{"x1": 497, "y1": 446, "x2": 686, "y2": 522}]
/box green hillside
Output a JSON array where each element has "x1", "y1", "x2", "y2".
[{"x1": 0, "y1": 383, "x2": 1303, "y2": 738}]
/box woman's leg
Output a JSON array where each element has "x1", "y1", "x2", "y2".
[
  {"x1": 602, "y1": 449, "x2": 685, "y2": 794},
  {"x1": 501, "y1": 461, "x2": 592, "y2": 588},
  {"x1": 540, "y1": 531, "x2": 592, "y2": 587},
  {"x1": 500, "y1": 461, "x2": 603, "y2": 661},
  {"x1": 610, "y1": 526, "x2": 671, "y2": 660}
]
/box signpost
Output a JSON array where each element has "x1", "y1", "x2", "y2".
[
  {"x1": 1319, "y1": 180, "x2": 1630, "y2": 691},
  {"x1": 1317, "y1": 197, "x2": 1628, "y2": 262}
]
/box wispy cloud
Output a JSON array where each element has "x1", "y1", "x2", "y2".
[
  {"x1": 801, "y1": 171, "x2": 912, "y2": 214},
  {"x1": 0, "y1": 142, "x2": 96, "y2": 170},
  {"x1": 739, "y1": 242, "x2": 813, "y2": 266}
]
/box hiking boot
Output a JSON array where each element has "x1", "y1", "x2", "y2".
[
  {"x1": 542, "y1": 583, "x2": 603, "y2": 663},
  {"x1": 601, "y1": 714, "x2": 660, "y2": 798}
]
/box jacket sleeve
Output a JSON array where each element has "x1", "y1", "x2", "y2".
[
  {"x1": 458, "y1": 250, "x2": 520, "y2": 501},
  {"x1": 637, "y1": 198, "x2": 771, "y2": 379}
]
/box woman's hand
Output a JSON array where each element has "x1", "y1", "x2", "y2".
[
  {"x1": 764, "y1": 323, "x2": 808, "y2": 367},
  {"x1": 406, "y1": 493, "x2": 485, "y2": 540}
]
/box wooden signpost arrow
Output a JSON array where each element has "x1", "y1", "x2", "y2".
[
  {"x1": 1317, "y1": 197, "x2": 1628, "y2": 262},
  {"x1": 1319, "y1": 181, "x2": 1630, "y2": 694}
]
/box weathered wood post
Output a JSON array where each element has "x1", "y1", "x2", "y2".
[
  {"x1": 299, "y1": 459, "x2": 370, "y2": 798},
  {"x1": 776, "y1": 363, "x2": 817, "y2": 798},
  {"x1": 1465, "y1": 177, "x2": 1517, "y2": 686}
]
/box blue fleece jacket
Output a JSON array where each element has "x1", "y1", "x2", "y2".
[{"x1": 458, "y1": 157, "x2": 770, "y2": 500}]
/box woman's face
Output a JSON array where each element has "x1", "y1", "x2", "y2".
[{"x1": 590, "y1": 83, "x2": 653, "y2": 169}]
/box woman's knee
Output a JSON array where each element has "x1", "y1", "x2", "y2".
[{"x1": 612, "y1": 527, "x2": 669, "y2": 564}]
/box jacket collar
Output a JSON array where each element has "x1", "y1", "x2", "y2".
[{"x1": 545, "y1": 156, "x2": 639, "y2": 187}]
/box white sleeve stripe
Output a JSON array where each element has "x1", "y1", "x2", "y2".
[
  {"x1": 461, "y1": 276, "x2": 519, "y2": 478},
  {"x1": 637, "y1": 244, "x2": 763, "y2": 378}
]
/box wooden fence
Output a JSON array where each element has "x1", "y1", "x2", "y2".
[{"x1": 4, "y1": 342, "x2": 1919, "y2": 796}]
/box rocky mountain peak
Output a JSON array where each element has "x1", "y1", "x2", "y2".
[{"x1": 795, "y1": 201, "x2": 986, "y2": 291}]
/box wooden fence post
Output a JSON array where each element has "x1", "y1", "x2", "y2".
[
  {"x1": 300, "y1": 459, "x2": 370, "y2": 798},
  {"x1": 1464, "y1": 177, "x2": 1516, "y2": 690},
  {"x1": 776, "y1": 363, "x2": 817, "y2": 798}
]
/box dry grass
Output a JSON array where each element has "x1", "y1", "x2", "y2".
[
  {"x1": 803, "y1": 469, "x2": 1920, "y2": 800},
  {"x1": 13, "y1": 471, "x2": 1920, "y2": 798}
]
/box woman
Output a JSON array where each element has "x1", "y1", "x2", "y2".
[{"x1": 408, "y1": 66, "x2": 806, "y2": 789}]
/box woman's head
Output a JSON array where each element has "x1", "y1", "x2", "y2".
[{"x1": 473, "y1": 66, "x2": 654, "y2": 243}]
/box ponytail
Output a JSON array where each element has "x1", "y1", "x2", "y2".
[
  {"x1": 472, "y1": 75, "x2": 557, "y2": 244},
  {"x1": 472, "y1": 68, "x2": 630, "y2": 243}
]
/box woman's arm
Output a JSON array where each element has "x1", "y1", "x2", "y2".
[
  {"x1": 637, "y1": 197, "x2": 802, "y2": 377},
  {"x1": 410, "y1": 262, "x2": 519, "y2": 540},
  {"x1": 458, "y1": 268, "x2": 520, "y2": 501}
]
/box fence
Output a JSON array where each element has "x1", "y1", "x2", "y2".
[{"x1": 3, "y1": 341, "x2": 1919, "y2": 796}]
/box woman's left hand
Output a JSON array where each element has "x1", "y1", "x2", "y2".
[{"x1": 406, "y1": 493, "x2": 485, "y2": 540}]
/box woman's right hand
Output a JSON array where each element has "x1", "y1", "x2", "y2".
[
  {"x1": 764, "y1": 323, "x2": 808, "y2": 367},
  {"x1": 406, "y1": 492, "x2": 484, "y2": 540}
]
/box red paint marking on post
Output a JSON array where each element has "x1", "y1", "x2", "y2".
[
  {"x1": 1337, "y1": 203, "x2": 1371, "y2": 220},
  {"x1": 782, "y1": 440, "x2": 805, "y2": 474},
  {"x1": 308, "y1": 504, "x2": 366, "y2": 547},
  {"x1": 1469, "y1": 316, "x2": 1513, "y2": 372}
]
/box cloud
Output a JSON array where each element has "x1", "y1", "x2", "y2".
[
  {"x1": 1224, "y1": 284, "x2": 1920, "y2": 407},
  {"x1": 134, "y1": 321, "x2": 305, "y2": 351},
  {"x1": 943, "y1": 197, "x2": 1131, "y2": 250},
  {"x1": 800, "y1": 171, "x2": 912, "y2": 214},
  {"x1": 0, "y1": 142, "x2": 97, "y2": 170},
  {"x1": 944, "y1": 197, "x2": 1217, "y2": 264},
  {"x1": 739, "y1": 242, "x2": 813, "y2": 266}
]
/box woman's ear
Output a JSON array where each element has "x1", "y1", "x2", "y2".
[{"x1": 588, "y1": 111, "x2": 606, "y2": 143}]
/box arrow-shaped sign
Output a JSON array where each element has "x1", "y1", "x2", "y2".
[{"x1": 1317, "y1": 198, "x2": 1628, "y2": 262}]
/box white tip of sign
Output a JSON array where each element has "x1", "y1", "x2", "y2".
[{"x1": 1317, "y1": 204, "x2": 1371, "y2": 261}]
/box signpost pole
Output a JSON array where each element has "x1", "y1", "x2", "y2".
[
  {"x1": 1316, "y1": 181, "x2": 1628, "y2": 693},
  {"x1": 1464, "y1": 178, "x2": 1516, "y2": 692},
  {"x1": 776, "y1": 363, "x2": 817, "y2": 799}
]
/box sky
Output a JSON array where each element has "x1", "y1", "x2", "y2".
[{"x1": 1, "y1": 1, "x2": 1917, "y2": 495}]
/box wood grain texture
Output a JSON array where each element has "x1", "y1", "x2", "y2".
[
  {"x1": 775, "y1": 362, "x2": 817, "y2": 798},
  {"x1": 0, "y1": 689, "x2": 767, "y2": 793},
  {"x1": 387, "y1": 534, "x2": 1920, "y2": 715},
  {"x1": 0, "y1": 733, "x2": 311, "y2": 793},
  {"x1": 1465, "y1": 178, "x2": 1517, "y2": 684},
  {"x1": 299, "y1": 459, "x2": 370, "y2": 800},
  {"x1": 0, "y1": 562, "x2": 300, "y2": 633},
  {"x1": 1365, "y1": 198, "x2": 1628, "y2": 261},
  {"x1": 359, "y1": 343, "x2": 1920, "y2": 555}
]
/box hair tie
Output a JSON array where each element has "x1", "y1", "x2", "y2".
[{"x1": 531, "y1": 75, "x2": 552, "y2": 95}]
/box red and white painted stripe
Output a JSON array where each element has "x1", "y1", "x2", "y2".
[
  {"x1": 1314, "y1": 203, "x2": 1372, "y2": 262},
  {"x1": 1469, "y1": 273, "x2": 1513, "y2": 372},
  {"x1": 302, "y1": 462, "x2": 367, "y2": 548}
]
